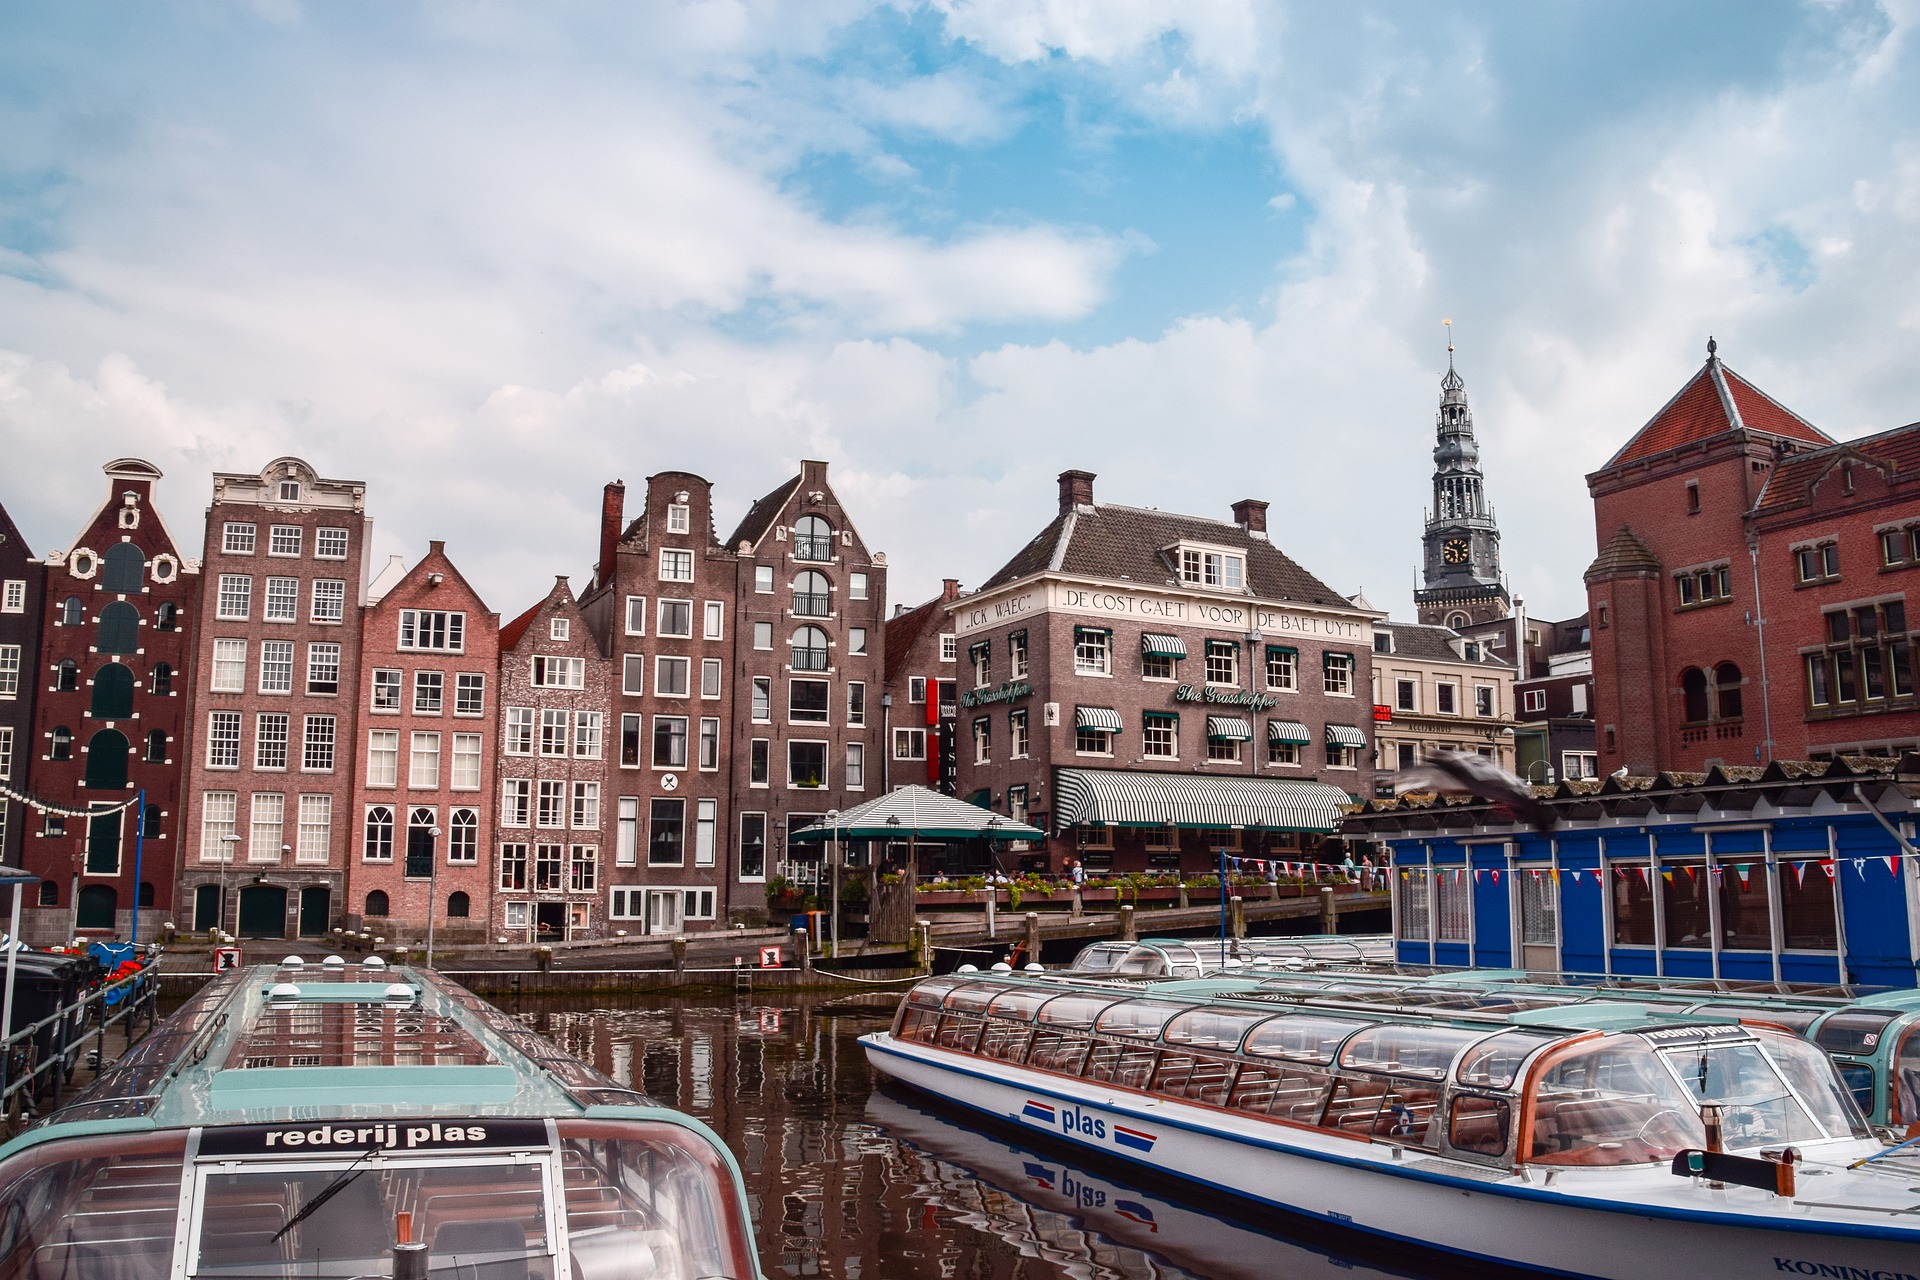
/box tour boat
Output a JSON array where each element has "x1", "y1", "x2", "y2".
[
  {"x1": 0, "y1": 958, "x2": 763, "y2": 1279},
  {"x1": 861, "y1": 970, "x2": 1920, "y2": 1280}
]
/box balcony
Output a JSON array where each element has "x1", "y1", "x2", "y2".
[
  {"x1": 791, "y1": 647, "x2": 830, "y2": 673},
  {"x1": 792, "y1": 593, "x2": 830, "y2": 617},
  {"x1": 793, "y1": 537, "x2": 834, "y2": 563}
]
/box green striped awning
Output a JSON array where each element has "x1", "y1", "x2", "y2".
[
  {"x1": 1325, "y1": 724, "x2": 1368, "y2": 748},
  {"x1": 1268, "y1": 720, "x2": 1311, "y2": 744},
  {"x1": 1075, "y1": 706, "x2": 1125, "y2": 732},
  {"x1": 1052, "y1": 767, "x2": 1348, "y2": 833},
  {"x1": 1205, "y1": 716, "x2": 1252, "y2": 741},
  {"x1": 1141, "y1": 633, "x2": 1188, "y2": 659}
]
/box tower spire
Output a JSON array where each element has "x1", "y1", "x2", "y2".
[{"x1": 1414, "y1": 331, "x2": 1511, "y2": 627}]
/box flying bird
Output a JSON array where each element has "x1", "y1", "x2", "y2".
[{"x1": 1395, "y1": 750, "x2": 1558, "y2": 832}]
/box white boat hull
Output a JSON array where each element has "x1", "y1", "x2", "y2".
[{"x1": 862, "y1": 1033, "x2": 1920, "y2": 1280}]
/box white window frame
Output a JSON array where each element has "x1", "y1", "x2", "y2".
[
  {"x1": 657, "y1": 598, "x2": 694, "y2": 638},
  {"x1": 365, "y1": 729, "x2": 399, "y2": 788},
  {"x1": 260, "y1": 640, "x2": 294, "y2": 695},
  {"x1": 217, "y1": 574, "x2": 253, "y2": 621},
  {"x1": 656, "y1": 655, "x2": 691, "y2": 698},
  {"x1": 268, "y1": 524, "x2": 302, "y2": 557},
  {"x1": 222, "y1": 523, "x2": 256, "y2": 555},
  {"x1": 315, "y1": 527, "x2": 349, "y2": 559},
  {"x1": 211, "y1": 638, "x2": 247, "y2": 693},
  {"x1": 704, "y1": 600, "x2": 724, "y2": 640},
  {"x1": 659, "y1": 549, "x2": 694, "y2": 582},
  {"x1": 310, "y1": 579, "x2": 346, "y2": 623},
  {"x1": 408, "y1": 731, "x2": 441, "y2": 789},
  {"x1": 264, "y1": 576, "x2": 299, "y2": 622},
  {"x1": 625, "y1": 596, "x2": 647, "y2": 635}
]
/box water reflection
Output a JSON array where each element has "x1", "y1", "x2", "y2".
[{"x1": 507, "y1": 992, "x2": 1492, "y2": 1280}]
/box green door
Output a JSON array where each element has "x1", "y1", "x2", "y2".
[
  {"x1": 193, "y1": 885, "x2": 222, "y2": 932},
  {"x1": 237, "y1": 885, "x2": 287, "y2": 939},
  {"x1": 298, "y1": 886, "x2": 330, "y2": 938},
  {"x1": 76, "y1": 884, "x2": 117, "y2": 931},
  {"x1": 86, "y1": 811, "x2": 122, "y2": 874}
]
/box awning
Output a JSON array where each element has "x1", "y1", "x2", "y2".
[
  {"x1": 1268, "y1": 720, "x2": 1311, "y2": 744},
  {"x1": 1325, "y1": 724, "x2": 1368, "y2": 748},
  {"x1": 1053, "y1": 767, "x2": 1349, "y2": 833},
  {"x1": 1140, "y1": 633, "x2": 1188, "y2": 659},
  {"x1": 1075, "y1": 706, "x2": 1124, "y2": 732},
  {"x1": 786, "y1": 784, "x2": 1045, "y2": 843},
  {"x1": 1205, "y1": 716, "x2": 1252, "y2": 741}
]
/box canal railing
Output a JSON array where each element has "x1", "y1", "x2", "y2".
[{"x1": 1, "y1": 964, "x2": 162, "y2": 1125}]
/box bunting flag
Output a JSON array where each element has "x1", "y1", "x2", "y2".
[
  {"x1": 1473, "y1": 868, "x2": 1481, "y2": 883},
  {"x1": 1569, "y1": 869, "x2": 1581, "y2": 884},
  {"x1": 1851, "y1": 859, "x2": 1866, "y2": 879},
  {"x1": 1822, "y1": 861, "x2": 1836, "y2": 881},
  {"x1": 1550, "y1": 867, "x2": 1561, "y2": 883},
  {"x1": 1491, "y1": 870, "x2": 1501, "y2": 885},
  {"x1": 1636, "y1": 866, "x2": 1651, "y2": 886},
  {"x1": 1684, "y1": 865, "x2": 1698, "y2": 881},
  {"x1": 1614, "y1": 866, "x2": 1627, "y2": 880},
  {"x1": 1889, "y1": 857, "x2": 1901, "y2": 878},
  {"x1": 1736, "y1": 865, "x2": 1751, "y2": 889},
  {"x1": 1793, "y1": 862, "x2": 1807, "y2": 887},
  {"x1": 1661, "y1": 870, "x2": 1675, "y2": 883}
]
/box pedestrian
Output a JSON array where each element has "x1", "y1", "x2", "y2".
[{"x1": 1070, "y1": 858, "x2": 1086, "y2": 887}]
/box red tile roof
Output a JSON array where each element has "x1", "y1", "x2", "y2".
[
  {"x1": 1606, "y1": 355, "x2": 1830, "y2": 468},
  {"x1": 1753, "y1": 419, "x2": 1920, "y2": 513},
  {"x1": 497, "y1": 599, "x2": 544, "y2": 652}
]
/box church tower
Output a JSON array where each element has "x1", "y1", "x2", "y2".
[{"x1": 1414, "y1": 334, "x2": 1511, "y2": 626}]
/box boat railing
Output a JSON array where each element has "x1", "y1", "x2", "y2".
[{"x1": 0, "y1": 961, "x2": 162, "y2": 1119}]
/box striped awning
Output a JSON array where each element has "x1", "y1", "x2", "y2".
[
  {"x1": 1053, "y1": 767, "x2": 1349, "y2": 833},
  {"x1": 1325, "y1": 724, "x2": 1368, "y2": 748},
  {"x1": 1075, "y1": 706, "x2": 1125, "y2": 732},
  {"x1": 1205, "y1": 716, "x2": 1252, "y2": 741},
  {"x1": 1268, "y1": 720, "x2": 1311, "y2": 744},
  {"x1": 1140, "y1": 633, "x2": 1188, "y2": 659}
]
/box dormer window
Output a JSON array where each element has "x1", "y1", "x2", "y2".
[
  {"x1": 1177, "y1": 546, "x2": 1243, "y2": 590},
  {"x1": 667, "y1": 504, "x2": 691, "y2": 534},
  {"x1": 279, "y1": 480, "x2": 301, "y2": 501}
]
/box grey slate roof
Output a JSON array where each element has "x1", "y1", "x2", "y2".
[
  {"x1": 981, "y1": 504, "x2": 1351, "y2": 610},
  {"x1": 725, "y1": 475, "x2": 802, "y2": 550},
  {"x1": 1379, "y1": 621, "x2": 1513, "y2": 668}
]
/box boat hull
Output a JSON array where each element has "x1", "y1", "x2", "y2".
[{"x1": 862, "y1": 1033, "x2": 1920, "y2": 1280}]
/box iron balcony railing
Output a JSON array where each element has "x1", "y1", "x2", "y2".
[
  {"x1": 792, "y1": 537, "x2": 834, "y2": 563},
  {"x1": 792, "y1": 592, "x2": 830, "y2": 617},
  {"x1": 792, "y1": 647, "x2": 830, "y2": 672}
]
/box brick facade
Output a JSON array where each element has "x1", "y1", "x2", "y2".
[
  {"x1": 881, "y1": 578, "x2": 962, "y2": 796},
  {"x1": 0, "y1": 500, "x2": 45, "y2": 868},
  {"x1": 179, "y1": 458, "x2": 370, "y2": 940},
  {"x1": 23, "y1": 460, "x2": 199, "y2": 942}
]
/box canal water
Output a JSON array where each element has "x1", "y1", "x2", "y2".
[{"x1": 504, "y1": 991, "x2": 1494, "y2": 1280}]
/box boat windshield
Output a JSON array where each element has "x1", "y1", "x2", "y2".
[
  {"x1": 1527, "y1": 1037, "x2": 1709, "y2": 1166},
  {"x1": 1895, "y1": 1026, "x2": 1920, "y2": 1128},
  {"x1": 1656, "y1": 1029, "x2": 1865, "y2": 1146}
]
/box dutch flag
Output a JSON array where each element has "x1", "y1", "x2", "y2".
[
  {"x1": 1022, "y1": 1101, "x2": 1057, "y2": 1125},
  {"x1": 1112, "y1": 1125, "x2": 1157, "y2": 1153}
]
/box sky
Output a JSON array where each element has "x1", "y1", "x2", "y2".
[{"x1": 4, "y1": 1, "x2": 1920, "y2": 623}]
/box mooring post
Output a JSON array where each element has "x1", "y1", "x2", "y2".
[
  {"x1": 1230, "y1": 894, "x2": 1246, "y2": 939},
  {"x1": 1024, "y1": 912, "x2": 1041, "y2": 964},
  {"x1": 1177, "y1": 882, "x2": 1189, "y2": 909},
  {"x1": 1320, "y1": 886, "x2": 1337, "y2": 934},
  {"x1": 792, "y1": 928, "x2": 812, "y2": 973},
  {"x1": 1118, "y1": 904, "x2": 1136, "y2": 942},
  {"x1": 914, "y1": 919, "x2": 932, "y2": 974},
  {"x1": 671, "y1": 938, "x2": 687, "y2": 974}
]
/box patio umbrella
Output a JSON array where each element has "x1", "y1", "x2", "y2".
[{"x1": 785, "y1": 785, "x2": 1045, "y2": 844}]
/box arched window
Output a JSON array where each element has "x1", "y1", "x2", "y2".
[
  {"x1": 156, "y1": 602, "x2": 178, "y2": 632},
  {"x1": 137, "y1": 881, "x2": 155, "y2": 907},
  {"x1": 1681, "y1": 668, "x2": 1709, "y2": 724},
  {"x1": 142, "y1": 804, "x2": 161, "y2": 838},
  {"x1": 364, "y1": 805, "x2": 395, "y2": 862},
  {"x1": 792, "y1": 570, "x2": 830, "y2": 617},
  {"x1": 102, "y1": 543, "x2": 145, "y2": 592},
  {"x1": 59, "y1": 597, "x2": 84, "y2": 627},
  {"x1": 84, "y1": 730, "x2": 129, "y2": 789},
  {"x1": 151, "y1": 662, "x2": 172, "y2": 695},
  {"x1": 790, "y1": 625, "x2": 830, "y2": 672},
  {"x1": 793, "y1": 514, "x2": 834, "y2": 562},
  {"x1": 90, "y1": 663, "x2": 134, "y2": 719},
  {"x1": 56, "y1": 660, "x2": 78, "y2": 692},
  {"x1": 146, "y1": 731, "x2": 167, "y2": 763},
  {"x1": 37, "y1": 881, "x2": 57, "y2": 907},
  {"x1": 97, "y1": 601, "x2": 139, "y2": 655},
  {"x1": 76, "y1": 885, "x2": 117, "y2": 931},
  {"x1": 446, "y1": 891, "x2": 471, "y2": 919},
  {"x1": 406, "y1": 807, "x2": 437, "y2": 878},
  {"x1": 1715, "y1": 662, "x2": 1744, "y2": 720},
  {"x1": 50, "y1": 726, "x2": 72, "y2": 761},
  {"x1": 364, "y1": 890, "x2": 390, "y2": 918}
]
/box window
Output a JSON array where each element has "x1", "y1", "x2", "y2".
[
  {"x1": 0, "y1": 647, "x2": 16, "y2": 698},
  {"x1": 296, "y1": 795, "x2": 331, "y2": 863},
  {"x1": 536, "y1": 780, "x2": 566, "y2": 829},
  {"x1": 58, "y1": 596, "x2": 82, "y2": 627},
  {"x1": 366, "y1": 729, "x2": 399, "y2": 786},
  {"x1": 1326, "y1": 740, "x2": 1357, "y2": 769},
  {"x1": 739, "y1": 812, "x2": 768, "y2": 880},
  {"x1": 794, "y1": 515, "x2": 834, "y2": 562},
  {"x1": 499, "y1": 841, "x2": 529, "y2": 889},
  {"x1": 849, "y1": 627, "x2": 868, "y2": 657},
  {"x1": 265, "y1": 525, "x2": 300, "y2": 556},
  {"x1": 753, "y1": 565, "x2": 775, "y2": 594},
  {"x1": 362, "y1": 805, "x2": 394, "y2": 862},
  {"x1": 971, "y1": 642, "x2": 992, "y2": 687},
  {"x1": 532, "y1": 655, "x2": 584, "y2": 688},
  {"x1": 50, "y1": 725, "x2": 72, "y2": 761},
  {"x1": 789, "y1": 740, "x2": 827, "y2": 788},
  {"x1": 1393, "y1": 678, "x2": 1417, "y2": 712},
  {"x1": 455, "y1": 672, "x2": 485, "y2": 716},
  {"x1": 753, "y1": 622, "x2": 773, "y2": 650},
  {"x1": 1397, "y1": 867, "x2": 1430, "y2": 941},
  {"x1": 315, "y1": 527, "x2": 348, "y2": 559},
  {"x1": 618, "y1": 713, "x2": 642, "y2": 768},
  {"x1": 255, "y1": 713, "x2": 289, "y2": 770},
  {"x1": 846, "y1": 742, "x2": 865, "y2": 789},
  {"x1": 151, "y1": 661, "x2": 173, "y2": 695},
  {"x1": 1561, "y1": 751, "x2": 1598, "y2": 780},
  {"x1": 531, "y1": 843, "x2": 563, "y2": 890},
  {"x1": 0, "y1": 727, "x2": 10, "y2": 780},
  {"x1": 1178, "y1": 547, "x2": 1244, "y2": 589},
  {"x1": 1143, "y1": 712, "x2": 1178, "y2": 758},
  {"x1": 972, "y1": 717, "x2": 991, "y2": 764},
  {"x1": 908, "y1": 676, "x2": 926, "y2": 703},
  {"x1": 501, "y1": 779, "x2": 531, "y2": 828},
  {"x1": 613, "y1": 797, "x2": 640, "y2": 867},
  {"x1": 848, "y1": 682, "x2": 866, "y2": 726},
  {"x1": 625, "y1": 596, "x2": 647, "y2": 635},
  {"x1": 301, "y1": 710, "x2": 336, "y2": 771},
  {"x1": 940, "y1": 634, "x2": 957, "y2": 662},
  {"x1": 223, "y1": 523, "x2": 257, "y2": 554},
  {"x1": 1475, "y1": 686, "x2": 1495, "y2": 717},
  {"x1": 701, "y1": 657, "x2": 722, "y2": 698},
  {"x1": 790, "y1": 679, "x2": 829, "y2": 723},
  {"x1": 653, "y1": 716, "x2": 688, "y2": 768},
  {"x1": 414, "y1": 669, "x2": 444, "y2": 713},
  {"x1": 538, "y1": 709, "x2": 570, "y2": 757},
  {"x1": 370, "y1": 667, "x2": 401, "y2": 711},
  {"x1": 207, "y1": 712, "x2": 241, "y2": 768},
  {"x1": 249, "y1": 793, "x2": 285, "y2": 862},
  {"x1": 659, "y1": 549, "x2": 693, "y2": 582},
  {"x1": 649, "y1": 799, "x2": 685, "y2": 865},
  {"x1": 575, "y1": 711, "x2": 603, "y2": 759},
  {"x1": 656, "y1": 655, "x2": 691, "y2": 697},
  {"x1": 658, "y1": 598, "x2": 693, "y2": 637},
  {"x1": 569, "y1": 844, "x2": 598, "y2": 890},
  {"x1": 572, "y1": 782, "x2": 600, "y2": 829},
  {"x1": 893, "y1": 728, "x2": 926, "y2": 760},
  {"x1": 699, "y1": 716, "x2": 719, "y2": 770},
  {"x1": 398, "y1": 610, "x2": 464, "y2": 652},
  {"x1": 1075, "y1": 726, "x2": 1113, "y2": 755},
  {"x1": 409, "y1": 731, "x2": 441, "y2": 788},
  {"x1": 659, "y1": 500, "x2": 690, "y2": 535},
  {"x1": 1324, "y1": 652, "x2": 1354, "y2": 696},
  {"x1": 1796, "y1": 542, "x2": 1841, "y2": 583},
  {"x1": 307, "y1": 643, "x2": 341, "y2": 696},
  {"x1": 1268, "y1": 737, "x2": 1300, "y2": 766},
  {"x1": 0, "y1": 580, "x2": 18, "y2": 614},
  {"x1": 752, "y1": 676, "x2": 772, "y2": 722},
  {"x1": 1521, "y1": 688, "x2": 1545, "y2": 713},
  {"x1": 750, "y1": 738, "x2": 770, "y2": 785},
  {"x1": 1204, "y1": 640, "x2": 1238, "y2": 685},
  {"x1": 1674, "y1": 564, "x2": 1733, "y2": 609},
  {"x1": 1436, "y1": 867, "x2": 1472, "y2": 942},
  {"x1": 211, "y1": 639, "x2": 247, "y2": 692},
  {"x1": 694, "y1": 798, "x2": 717, "y2": 867},
  {"x1": 621, "y1": 654, "x2": 646, "y2": 695},
  {"x1": 217, "y1": 574, "x2": 252, "y2": 620},
  {"x1": 451, "y1": 732, "x2": 482, "y2": 789},
  {"x1": 1143, "y1": 650, "x2": 1175, "y2": 680},
  {"x1": 791, "y1": 626, "x2": 829, "y2": 672},
  {"x1": 702, "y1": 600, "x2": 724, "y2": 640},
  {"x1": 1436, "y1": 683, "x2": 1457, "y2": 714},
  {"x1": 850, "y1": 571, "x2": 869, "y2": 600},
  {"x1": 1074, "y1": 627, "x2": 1111, "y2": 675},
  {"x1": 265, "y1": 576, "x2": 298, "y2": 621},
  {"x1": 792, "y1": 571, "x2": 830, "y2": 618},
  {"x1": 259, "y1": 640, "x2": 293, "y2": 694}
]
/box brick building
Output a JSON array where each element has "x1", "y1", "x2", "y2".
[
  {"x1": 346, "y1": 542, "x2": 498, "y2": 939},
  {"x1": 580, "y1": 474, "x2": 737, "y2": 934},
  {"x1": 1584, "y1": 340, "x2": 1920, "y2": 772},
  {"x1": 950, "y1": 470, "x2": 1373, "y2": 875},
  {"x1": 180, "y1": 458, "x2": 370, "y2": 939},
  {"x1": 23, "y1": 460, "x2": 199, "y2": 941},
  {"x1": 1504, "y1": 612, "x2": 1597, "y2": 783},
  {"x1": 0, "y1": 499, "x2": 45, "y2": 868},
  {"x1": 1368, "y1": 620, "x2": 1517, "y2": 791},
  {"x1": 725, "y1": 460, "x2": 888, "y2": 895},
  {"x1": 495, "y1": 576, "x2": 609, "y2": 942},
  {"x1": 881, "y1": 578, "x2": 962, "y2": 796}
]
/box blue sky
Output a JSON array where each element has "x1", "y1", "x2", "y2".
[{"x1": 2, "y1": 1, "x2": 1919, "y2": 621}]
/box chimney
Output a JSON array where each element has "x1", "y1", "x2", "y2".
[
  {"x1": 1057, "y1": 469, "x2": 1096, "y2": 513},
  {"x1": 1231, "y1": 498, "x2": 1269, "y2": 540},
  {"x1": 598, "y1": 481, "x2": 625, "y2": 588},
  {"x1": 428, "y1": 540, "x2": 446, "y2": 556},
  {"x1": 941, "y1": 578, "x2": 961, "y2": 602}
]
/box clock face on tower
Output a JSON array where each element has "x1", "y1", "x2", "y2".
[{"x1": 1442, "y1": 538, "x2": 1471, "y2": 566}]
